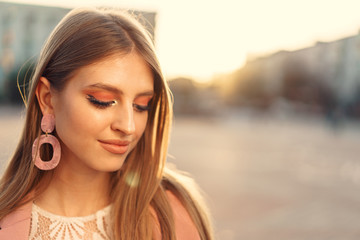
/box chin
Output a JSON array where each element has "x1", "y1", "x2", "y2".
[
  {"x1": 94, "y1": 157, "x2": 126, "y2": 173},
  {"x1": 96, "y1": 164, "x2": 124, "y2": 173}
]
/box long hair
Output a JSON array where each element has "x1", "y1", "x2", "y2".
[{"x1": 0, "y1": 8, "x2": 213, "y2": 240}]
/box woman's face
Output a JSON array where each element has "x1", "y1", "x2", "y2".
[{"x1": 51, "y1": 52, "x2": 154, "y2": 173}]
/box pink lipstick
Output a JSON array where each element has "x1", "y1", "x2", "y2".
[{"x1": 99, "y1": 140, "x2": 130, "y2": 154}]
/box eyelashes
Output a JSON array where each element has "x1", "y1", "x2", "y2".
[
  {"x1": 133, "y1": 103, "x2": 151, "y2": 112},
  {"x1": 86, "y1": 94, "x2": 151, "y2": 112},
  {"x1": 87, "y1": 95, "x2": 116, "y2": 109}
]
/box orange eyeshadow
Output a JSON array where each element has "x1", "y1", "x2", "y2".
[
  {"x1": 135, "y1": 96, "x2": 152, "y2": 105},
  {"x1": 84, "y1": 91, "x2": 115, "y2": 101}
]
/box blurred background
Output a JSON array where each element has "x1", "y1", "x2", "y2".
[{"x1": 1, "y1": 0, "x2": 360, "y2": 239}]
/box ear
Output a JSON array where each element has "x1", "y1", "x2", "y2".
[{"x1": 35, "y1": 77, "x2": 54, "y2": 115}]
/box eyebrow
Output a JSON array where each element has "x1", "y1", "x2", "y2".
[{"x1": 85, "y1": 83, "x2": 154, "y2": 97}]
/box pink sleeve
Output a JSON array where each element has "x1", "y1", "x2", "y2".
[
  {"x1": 166, "y1": 191, "x2": 201, "y2": 240},
  {"x1": 0, "y1": 201, "x2": 32, "y2": 240}
]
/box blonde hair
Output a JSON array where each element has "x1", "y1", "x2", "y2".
[{"x1": 0, "y1": 7, "x2": 213, "y2": 240}]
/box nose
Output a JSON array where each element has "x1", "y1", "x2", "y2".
[{"x1": 111, "y1": 102, "x2": 136, "y2": 135}]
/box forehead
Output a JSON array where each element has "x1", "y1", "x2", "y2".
[{"x1": 65, "y1": 52, "x2": 154, "y2": 94}]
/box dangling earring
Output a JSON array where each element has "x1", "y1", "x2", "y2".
[{"x1": 32, "y1": 114, "x2": 61, "y2": 170}]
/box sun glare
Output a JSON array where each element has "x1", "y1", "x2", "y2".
[{"x1": 3, "y1": 0, "x2": 360, "y2": 83}]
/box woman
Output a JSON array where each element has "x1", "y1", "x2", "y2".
[{"x1": 0, "y1": 7, "x2": 213, "y2": 240}]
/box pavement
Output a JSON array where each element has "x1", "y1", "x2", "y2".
[{"x1": 1, "y1": 106, "x2": 360, "y2": 239}]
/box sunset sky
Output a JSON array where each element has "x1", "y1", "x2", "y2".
[{"x1": 4, "y1": 0, "x2": 360, "y2": 82}]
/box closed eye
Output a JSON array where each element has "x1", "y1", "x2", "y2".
[
  {"x1": 87, "y1": 95, "x2": 116, "y2": 109},
  {"x1": 133, "y1": 103, "x2": 151, "y2": 112},
  {"x1": 133, "y1": 97, "x2": 153, "y2": 112}
]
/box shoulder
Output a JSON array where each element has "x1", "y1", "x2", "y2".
[
  {"x1": 155, "y1": 166, "x2": 213, "y2": 239},
  {"x1": 151, "y1": 190, "x2": 201, "y2": 240},
  {"x1": 0, "y1": 200, "x2": 32, "y2": 240},
  {"x1": 165, "y1": 190, "x2": 201, "y2": 240}
]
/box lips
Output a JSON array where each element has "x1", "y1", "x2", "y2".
[{"x1": 98, "y1": 139, "x2": 130, "y2": 154}]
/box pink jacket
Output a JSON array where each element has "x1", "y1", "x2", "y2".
[{"x1": 0, "y1": 201, "x2": 32, "y2": 240}]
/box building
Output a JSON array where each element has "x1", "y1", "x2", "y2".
[
  {"x1": 0, "y1": 1, "x2": 156, "y2": 102},
  {"x1": 227, "y1": 30, "x2": 360, "y2": 117},
  {"x1": 0, "y1": 2, "x2": 69, "y2": 100}
]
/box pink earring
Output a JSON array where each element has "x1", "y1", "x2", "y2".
[{"x1": 32, "y1": 114, "x2": 61, "y2": 170}]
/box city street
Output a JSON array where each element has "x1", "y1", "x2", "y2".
[{"x1": 1, "y1": 106, "x2": 360, "y2": 239}]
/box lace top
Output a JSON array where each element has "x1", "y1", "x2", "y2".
[{"x1": 28, "y1": 203, "x2": 113, "y2": 240}]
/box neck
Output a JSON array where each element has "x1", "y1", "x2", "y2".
[{"x1": 35, "y1": 158, "x2": 113, "y2": 217}]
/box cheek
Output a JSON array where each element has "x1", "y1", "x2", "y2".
[
  {"x1": 55, "y1": 107, "x2": 82, "y2": 143},
  {"x1": 54, "y1": 96, "x2": 96, "y2": 141},
  {"x1": 135, "y1": 113, "x2": 149, "y2": 137}
]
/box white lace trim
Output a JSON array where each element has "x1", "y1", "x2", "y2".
[{"x1": 29, "y1": 203, "x2": 113, "y2": 240}]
